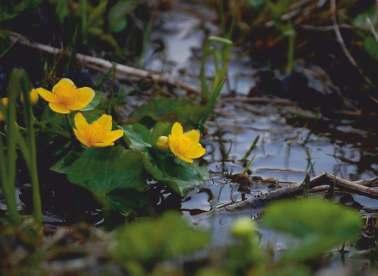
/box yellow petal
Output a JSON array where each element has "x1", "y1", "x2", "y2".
[
  {"x1": 74, "y1": 112, "x2": 89, "y2": 129},
  {"x1": 59, "y1": 78, "x2": 75, "y2": 86},
  {"x1": 74, "y1": 129, "x2": 91, "y2": 148},
  {"x1": 105, "y1": 129, "x2": 124, "y2": 143},
  {"x1": 171, "y1": 122, "x2": 183, "y2": 137},
  {"x1": 93, "y1": 114, "x2": 112, "y2": 131},
  {"x1": 93, "y1": 141, "x2": 114, "y2": 147},
  {"x1": 168, "y1": 136, "x2": 191, "y2": 162},
  {"x1": 36, "y1": 88, "x2": 55, "y2": 103},
  {"x1": 184, "y1": 130, "x2": 200, "y2": 143},
  {"x1": 29, "y1": 89, "x2": 39, "y2": 104},
  {"x1": 68, "y1": 87, "x2": 95, "y2": 110},
  {"x1": 176, "y1": 153, "x2": 193, "y2": 163},
  {"x1": 53, "y1": 78, "x2": 77, "y2": 98},
  {"x1": 49, "y1": 103, "x2": 70, "y2": 114},
  {"x1": 168, "y1": 134, "x2": 179, "y2": 153},
  {"x1": 187, "y1": 143, "x2": 206, "y2": 159}
]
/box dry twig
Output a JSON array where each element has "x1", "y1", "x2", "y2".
[
  {"x1": 311, "y1": 173, "x2": 378, "y2": 197},
  {"x1": 8, "y1": 32, "x2": 199, "y2": 95},
  {"x1": 202, "y1": 173, "x2": 378, "y2": 215}
]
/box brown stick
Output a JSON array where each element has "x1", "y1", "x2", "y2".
[
  {"x1": 204, "y1": 173, "x2": 378, "y2": 214},
  {"x1": 311, "y1": 173, "x2": 378, "y2": 198},
  {"x1": 8, "y1": 32, "x2": 199, "y2": 95},
  {"x1": 222, "y1": 183, "x2": 305, "y2": 211}
]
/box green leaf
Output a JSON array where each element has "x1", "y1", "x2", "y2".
[
  {"x1": 141, "y1": 149, "x2": 208, "y2": 196},
  {"x1": 150, "y1": 121, "x2": 171, "y2": 144},
  {"x1": 0, "y1": 0, "x2": 41, "y2": 22},
  {"x1": 108, "y1": 0, "x2": 136, "y2": 33},
  {"x1": 363, "y1": 36, "x2": 378, "y2": 61},
  {"x1": 88, "y1": 0, "x2": 108, "y2": 27},
  {"x1": 208, "y1": 36, "x2": 233, "y2": 46},
  {"x1": 123, "y1": 123, "x2": 208, "y2": 196},
  {"x1": 55, "y1": 146, "x2": 146, "y2": 197},
  {"x1": 130, "y1": 97, "x2": 206, "y2": 128},
  {"x1": 50, "y1": 150, "x2": 80, "y2": 173},
  {"x1": 54, "y1": 0, "x2": 69, "y2": 22},
  {"x1": 124, "y1": 124, "x2": 152, "y2": 150},
  {"x1": 111, "y1": 212, "x2": 210, "y2": 264},
  {"x1": 107, "y1": 188, "x2": 148, "y2": 213},
  {"x1": 262, "y1": 198, "x2": 362, "y2": 261},
  {"x1": 247, "y1": 0, "x2": 265, "y2": 10},
  {"x1": 353, "y1": 6, "x2": 377, "y2": 30}
]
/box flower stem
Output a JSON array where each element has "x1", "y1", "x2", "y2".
[
  {"x1": 21, "y1": 74, "x2": 43, "y2": 224},
  {"x1": 4, "y1": 70, "x2": 22, "y2": 224}
]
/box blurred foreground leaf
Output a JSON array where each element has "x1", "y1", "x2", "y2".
[
  {"x1": 262, "y1": 198, "x2": 362, "y2": 261},
  {"x1": 111, "y1": 212, "x2": 210, "y2": 264}
]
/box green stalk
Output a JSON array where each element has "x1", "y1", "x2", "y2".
[
  {"x1": 286, "y1": 24, "x2": 295, "y2": 74},
  {"x1": 5, "y1": 70, "x2": 22, "y2": 224},
  {"x1": 80, "y1": 0, "x2": 88, "y2": 43},
  {"x1": 15, "y1": 127, "x2": 31, "y2": 168},
  {"x1": 21, "y1": 76, "x2": 42, "y2": 224},
  {"x1": 200, "y1": 41, "x2": 210, "y2": 103},
  {"x1": 241, "y1": 135, "x2": 260, "y2": 162},
  {"x1": 0, "y1": 134, "x2": 8, "y2": 198},
  {"x1": 199, "y1": 36, "x2": 232, "y2": 126}
]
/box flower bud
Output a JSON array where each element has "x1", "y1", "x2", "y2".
[
  {"x1": 29, "y1": 89, "x2": 39, "y2": 104},
  {"x1": 156, "y1": 136, "x2": 169, "y2": 149},
  {"x1": 20, "y1": 89, "x2": 39, "y2": 105},
  {"x1": 0, "y1": 97, "x2": 8, "y2": 106},
  {"x1": 231, "y1": 217, "x2": 256, "y2": 239}
]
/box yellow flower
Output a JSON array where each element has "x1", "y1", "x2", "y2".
[
  {"x1": 20, "y1": 89, "x2": 39, "y2": 105},
  {"x1": 1, "y1": 97, "x2": 8, "y2": 106},
  {"x1": 29, "y1": 89, "x2": 39, "y2": 104},
  {"x1": 36, "y1": 78, "x2": 94, "y2": 114},
  {"x1": 0, "y1": 97, "x2": 8, "y2": 122},
  {"x1": 73, "y1": 112, "x2": 124, "y2": 148},
  {"x1": 158, "y1": 122, "x2": 206, "y2": 163}
]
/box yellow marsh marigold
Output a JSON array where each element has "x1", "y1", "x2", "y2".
[
  {"x1": 73, "y1": 112, "x2": 124, "y2": 148},
  {"x1": 20, "y1": 89, "x2": 39, "y2": 105},
  {"x1": 0, "y1": 97, "x2": 8, "y2": 106},
  {"x1": 157, "y1": 122, "x2": 206, "y2": 163},
  {"x1": 36, "y1": 78, "x2": 94, "y2": 114},
  {"x1": 26, "y1": 89, "x2": 39, "y2": 104},
  {"x1": 0, "y1": 97, "x2": 8, "y2": 122}
]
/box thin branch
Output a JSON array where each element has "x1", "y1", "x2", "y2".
[
  {"x1": 200, "y1": 173, "x2": 378, "y2": 215},
  {"x1": 311, "y1": 173, "x2": 378, "y2": 197},
  {"x1": 8, "y1": 32, "x2": 199, "y2": 95}
]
